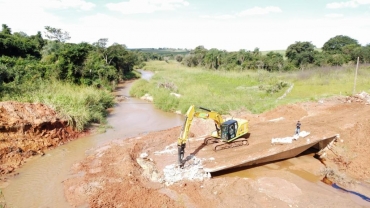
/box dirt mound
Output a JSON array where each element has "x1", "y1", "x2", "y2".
[{"x1": 0, "y1": 101, "x2": 81, "y2": 175}]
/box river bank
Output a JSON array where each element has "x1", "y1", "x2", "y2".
[{"x1": 1, "y1": 72, "x2": 183, "y2": 208}]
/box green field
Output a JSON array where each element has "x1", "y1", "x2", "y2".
[
  {"x1": 130, "y1": 48, "x2": 190, "y2": 56},
  {"x1": 0, "y1": 80, "x2": 114, "y2": 131},
  {"x1": 130, "y1": 61, "x2": 370, "y2": 114}
]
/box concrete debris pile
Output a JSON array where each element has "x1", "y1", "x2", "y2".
[
  {"x1": 345, "y1": 91, "x2": 370, "y2": 104},
  {"x1": 162, "y1": 156, "x2": 211, "y2": 186},
  {"x1": 271, "y1": 131, "x2": 310, "y2": 145},
  {"x1": 357, "y1": 91, "x2": 370, "y2": 103}
]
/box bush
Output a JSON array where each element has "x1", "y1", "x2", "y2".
[
  {"x1": 327, "y1": 54, "x2": 346, "y2": 66},
  {"x1": 175, "y1": 55, "x2": 183, "y2": 62},
  {"x1": 129, "y1": 79, "x2": 151, "y2": 97}
]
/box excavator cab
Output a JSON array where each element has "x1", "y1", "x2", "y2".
[{"x1": 221, "y1": 120, "x2": 238, "y2": 141}]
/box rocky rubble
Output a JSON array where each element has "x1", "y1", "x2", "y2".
[
  {"x1": 271, "y1": 131, "x2": 310, "y2": 144},
  {"x1": 150, "y1": 143, "x2": 212, "y2": 186},
  {"x1": 345, "y1": 91, "x2": 370, "y2": 104},
  {"x1": 162, "y1": 156, "x2": 211, "y2": 186}
]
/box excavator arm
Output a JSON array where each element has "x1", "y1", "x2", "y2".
[{"x1": 177, "y1": 105, "x2": 226, "y2": 164}]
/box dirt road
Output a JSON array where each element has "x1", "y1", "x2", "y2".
[{"x1": 62, "y1": 94, "x2": 370, "y2": 207}]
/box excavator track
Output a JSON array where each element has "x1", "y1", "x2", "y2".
[
  {"x1": 214, "y1": 138, "x2": 249, "y2": 151},
  {"x1": 204, "y1": 137, "x2": 249, "y2": 151}
]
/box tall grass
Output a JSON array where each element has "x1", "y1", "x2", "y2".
[
  {"x1": 0, "y1": 79, "x2": 114, "y2": 131},
  {"x1": 289, "y1": 65, "x2": 370, "y2": 102},
  {"x1": 132, "y1": 61, "x2": 370, "y2": 114},
  {"x1": 133, "y1": 61, "x2": 287, "y2": 114}
]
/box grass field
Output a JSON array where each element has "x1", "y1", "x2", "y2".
[
  {"x1": 0, "y1": 80, "x2": 114, "y2": 131},
  {"x1": 130, "y1": 61, "x2": 370, "y2": 114}
]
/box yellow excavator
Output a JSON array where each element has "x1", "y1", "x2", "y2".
[{"x1": 177, "y1": 105, "x2": 249, "y2": 165}]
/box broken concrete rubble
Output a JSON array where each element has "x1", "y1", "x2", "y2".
[
  {"x1": 162, "y1": 156, "x2": 211, "y2": 186},
  {"x1": 271, "y1": 131, "x2": 311, "y2": 145}
]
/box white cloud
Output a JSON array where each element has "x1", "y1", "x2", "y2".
[
  {"x1": 39, "y1": 0, "x2": 96, "y2": 10},
  {"x1": 200, "y1": 14, "x2": 235, "y2": 20},
  {"x1": 325, "y1": 13, "x2": 344, "y2": 18},
  {"x1": 0, "y1": 0, "x2": 62, "y2": 35},
  {"x1": 0, "y1": 0, "x2": 96, "y2": 11},
  {"x1": 0, "y1": 0, "x2": 95, "y2": 40},
  {"x1": 106, "y1": 0, "x2": 189, "y2": 14},
  {"x1": 1, "y1": 1, "x2": 369, "y2": 51},
  {"x1": 199, "y1": 6, "x2": 281, "y2": 20},
  {"x1": 237, "y1": 6, "x2": 282, "y2": 16},
  {"x1": 327, "y1": 0, "x2": 370, "y2": 9}
]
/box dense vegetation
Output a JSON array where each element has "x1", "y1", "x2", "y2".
[
  {"x1": 0, "y1": 24, "x2": 140, "y2": 130},
  {"x1": 135, "y1": 35, "x2": 369, "y2": 72},
  {"x1": 165, "y1": 36, "x2": 369, "y2": 71},
  {"x1": 1, "y1": 23, "x2": 369, "y2": 128}
]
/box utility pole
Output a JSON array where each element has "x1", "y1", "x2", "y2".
[{"x1": 353, "y1": 57, "x2": 359, "y2": 95}]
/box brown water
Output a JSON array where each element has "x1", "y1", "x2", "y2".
[
  {"x1": 2, "y1": 71, "x2": 184, "y2": 208},
  {"x1": 216, "y1": 152, "x2": 323, "y2": 183}
]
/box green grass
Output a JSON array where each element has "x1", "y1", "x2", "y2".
[
  {"x1": 129, "y1": 48, "x2": 190, "y2": 56},
  {"x1": 0, "y1": 79, "x2": 114, "y2": 131},
  {"x1": 131, "y1": 61, "x2": 370, "y2": 114}
]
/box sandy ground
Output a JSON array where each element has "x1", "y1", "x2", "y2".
[{"x1": 62, "y1": 94, "x2": 370, "y2": 207}]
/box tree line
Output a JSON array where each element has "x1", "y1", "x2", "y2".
[
  {"x1": 1, "y1": 23, "x2": 370, "y2": 89},
  {"x1": 141, "y1": 36, "x2": 370, "y2": 71},
  {"x1": 0, "y1": 24, "x2": 139, "y2": 88}
]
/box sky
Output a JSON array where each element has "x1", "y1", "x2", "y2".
[{"x1": 1, "y1": 0, "x2": 369, "y2": 51}]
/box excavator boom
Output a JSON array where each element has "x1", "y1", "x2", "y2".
[{"x1": 177, "y1": 105, "x2": 249, "y2": 165}]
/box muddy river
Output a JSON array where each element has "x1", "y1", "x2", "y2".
[{"x1": 2, "y1": 71, "x2": 184, "y2": 208}]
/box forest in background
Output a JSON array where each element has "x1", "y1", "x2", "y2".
[
  {"x1": 1, "y1": 23, "x2": 369, "y2": 130},
  {"x1": 135, "y1": 37, "x2": 370, "y2": 72}
]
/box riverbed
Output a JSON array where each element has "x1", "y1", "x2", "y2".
[{"x1": 2, "y1": 71, "x2": 184, "y2": 208}]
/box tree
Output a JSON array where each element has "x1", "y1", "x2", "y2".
[
  {"x1": 108, "y1": 43, "x2": 137, "y2": 76},
  {"x1": 175, "y1": 54, "x2": 183, "y2": 62},
  {"x1": 190, "y1": 45, "x2": 208, "y2": 66},
  {"x1": 361, "y1": 44, "x2": 370, "y2": 63},
  {"x1": 341, "y1": 44, "x2": 361, "y2": 62},
  {"x1": 93, "y1": 38, "x2": 114, "y2": 64},
  {"x1": 285, "y1": 41, "x2": 316, "y2": 68},
  {"x1": 322, "y1": 35, "x2": 360, "y2": 55},
  {"x1": 353, "y1": 44, "x2": 370, "y2": 64},
  {"x1": 252, "y1": 47, "x2": 261, "y2": 57},
  {"x1": 0, "y1": 26, "x2": 42, "y2": 58},
  {"x1": 1, "y1": 24, "x2": 11, "y2": 35},
  {"x1": 30, "y1": 31, "x2": 46, "y2": 51},
  {"x1": 204, "y1": 48, "x2": 221, "y2": 69},
  {"x1": 44, "y1": 26, "x2": 71, "y2": 42},
  {"x1": 264, "y1": 52, "x2": 284, "y2": 71}
]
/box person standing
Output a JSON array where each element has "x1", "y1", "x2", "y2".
[{"x1": 296, "y1": 121, "x2": 301, "y2": 135}]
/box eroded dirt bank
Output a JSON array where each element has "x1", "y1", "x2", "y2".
[
  {"x1": 63, "y1": 94, "x2": 370, "y2": 207},
  {"x1": 0, "y1": 101, "x2": 83, "y2": 176}
]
